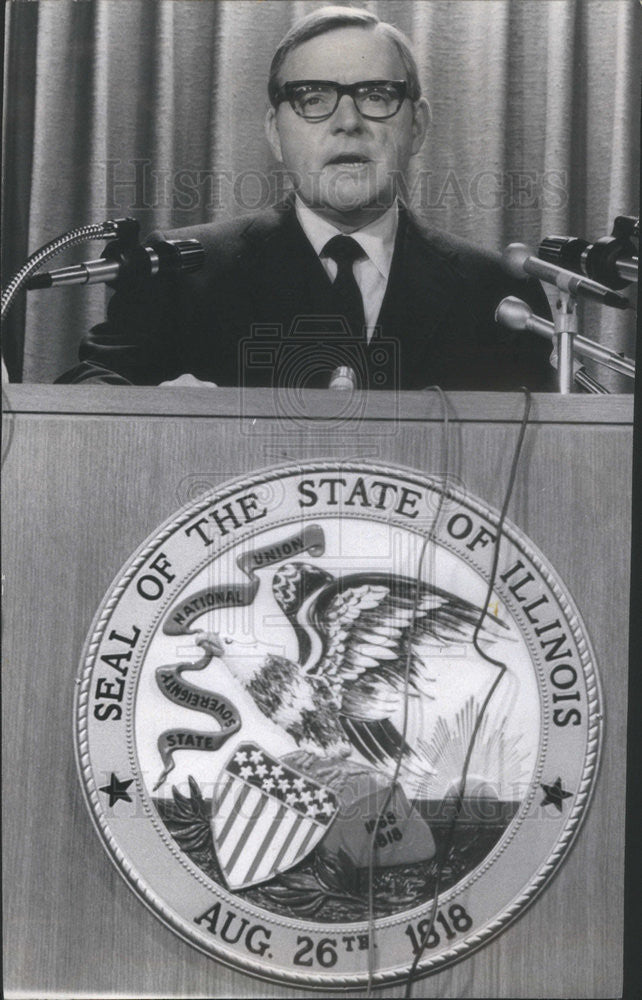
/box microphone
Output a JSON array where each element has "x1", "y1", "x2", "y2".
[
  {"x1": 26, "y1": 238, "x2": 205, "y2": 290},
  {"x1": 496, "y1": 297, "x2": 635, "y2": 379},
  {"x1": 538, "y1": 235, "x2": 638, "y2": 288},
  {"x1": 329, "y1": 365, "x2": 356, "y2": 390},
  {"x1": 537, "y1": 236, "x2": 589, "y2": 273},
  {"x1": 538, "y1": 218, "x2": 638, "y2": 289},
  {"x1": 502, "y1": 243, "x2": 630, "y2": 309}
]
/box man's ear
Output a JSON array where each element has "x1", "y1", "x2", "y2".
[
  {"x1": 411, "y1": 97, "x2": 431, "y2": 156},
  {"x1": 265, "y1": 107, "x2": 283, "y2": 162}
]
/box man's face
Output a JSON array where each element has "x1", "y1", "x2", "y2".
[{"x1": 266, "y1": 26, "x2": 429, "y2": 230}]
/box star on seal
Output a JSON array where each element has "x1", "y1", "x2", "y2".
[
  {"x1": 540, "y1": 777, "x2": 572, "y2": 812},
  {"x1": 99, "y1": 773, "x2": 134, "y2": 807}
]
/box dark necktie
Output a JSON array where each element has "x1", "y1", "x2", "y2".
[{"x1": 322, "y1": 234, "x2": 367, "y2": 338}]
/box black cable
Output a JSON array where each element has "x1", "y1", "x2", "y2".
[
  {"x1": 365, "y1": 386, "x2": 450, "y2": 996},
  {"x1": 403, "y1": 388, "x2": 532, "y2": 997},
  {"x1": 1, "y1": 386, "x2": 15, "y2": 470}
]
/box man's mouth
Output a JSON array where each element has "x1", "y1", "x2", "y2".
[{"x1": 325, "y1": 154, "x2": 371, "y2": 166}]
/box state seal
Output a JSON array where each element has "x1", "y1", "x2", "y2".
[{"x1": 75, "y1": 461, "x2": 602, "y2": 988}]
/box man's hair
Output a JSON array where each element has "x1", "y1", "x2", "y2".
[{"x1": 268, "y1": 5, "x2": 422, "y2": 105}]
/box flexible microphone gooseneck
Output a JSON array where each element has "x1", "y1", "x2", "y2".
[{"x1": 26, "y1": 235, "x2": 205, "y2": 289}]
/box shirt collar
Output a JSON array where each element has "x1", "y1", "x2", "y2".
[{"x1": 294, "y1": 196, "x2": 399, "y2": 280}]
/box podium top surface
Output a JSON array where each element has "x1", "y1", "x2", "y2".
[{"x1": 1, "y1": 385, "x2": 635, "y2": 424}]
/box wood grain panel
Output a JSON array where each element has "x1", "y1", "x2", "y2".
[{"x1": 2, "y1": 390, "x2": 630, "y2": 998}]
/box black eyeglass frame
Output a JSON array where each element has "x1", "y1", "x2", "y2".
[{"x1": 274, "y1": 80, "x2": 409, "y2": 121}]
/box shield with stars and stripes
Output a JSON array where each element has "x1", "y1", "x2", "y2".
[{"x1": 211, "y1": 742, "x2": 339, "y2": 890}]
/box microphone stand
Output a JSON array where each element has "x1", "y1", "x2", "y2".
[
  {"x1": 552, "y1": 290, "x2": 577, "y2": 394},
  {"x1": 574, "y1": 367, "x2": 609, "y2": 394},
  {"x1": 495, "y1": 296, "x2": 635, "y2": 393},
  {"x1": 1, "y1": 218, "x2": 139, "y2": 323}
]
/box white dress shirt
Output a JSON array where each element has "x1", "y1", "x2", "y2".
[{"x1": 294, "y1": 197, "x2": 399, "y2": 343}]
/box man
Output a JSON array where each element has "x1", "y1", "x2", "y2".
[{"x1": 59, "y1": 5, "x2": 554, "y2": 390}]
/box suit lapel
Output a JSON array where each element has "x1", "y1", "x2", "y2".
[
  {"x1": 379, "y1": 210, "x2": 456, "y2": 332},
  {"x1": 236, "y1": 202, "x2": 348, "y2": 387},
  {"x1": 373, "y1": 208, "x2": 462, "y2": 387},
  {"x1": 239, "y1": 201, "x2": 325, "y2": 325}
]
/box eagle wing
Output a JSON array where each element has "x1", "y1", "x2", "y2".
[{"x1": 309, "y1": 573, "x2": 509, "y2": 773}]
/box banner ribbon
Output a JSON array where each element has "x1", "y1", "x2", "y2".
[
  {"x1": 163, "y1": 524, "x2": 325, "y2": 636},
  {"x1": 153, "y1": 525, "x2": 326, "y2": 788},
  {"x1": 153, "y1": 656, "x2": 242, "y2": 789}
]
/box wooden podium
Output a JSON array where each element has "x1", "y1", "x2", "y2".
[{"x1": 2, "y1": 386, "x2": 632, "y2": 999}]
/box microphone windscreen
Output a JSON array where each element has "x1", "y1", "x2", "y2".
[
  {"x1": 501, "y1": 243, "x2": 532, "y2": 279},
  {"x1": 495, "y1": 296, "x2": 533, "y2": 331}
]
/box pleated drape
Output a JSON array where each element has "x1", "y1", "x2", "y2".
[{"x1": 2, "y1": 0, "x2": 639, "y2": 383}]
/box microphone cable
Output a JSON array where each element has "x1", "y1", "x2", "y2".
[
  {"x1": 401, "y1": 387, "x2": 532, "y2": 998},
  {"x1": 365, "y1": 384, "x2": 451, "y2": 996}
]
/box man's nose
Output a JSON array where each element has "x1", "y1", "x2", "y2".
[{"x1": 331, "y1": 93, "x2": 365, "y2": 132}]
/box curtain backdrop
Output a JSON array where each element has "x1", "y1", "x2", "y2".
[{"x1": 2, "y1": 0, "x2": 639, "y2": 384}]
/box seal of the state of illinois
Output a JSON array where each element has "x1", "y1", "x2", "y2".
[{"x1": 75, "y1": 461, "x2": 602, "y2": 988}]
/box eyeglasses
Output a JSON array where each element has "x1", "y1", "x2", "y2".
[{"x1": 275, "y1": 80, "x2": 408, "y2": 121}]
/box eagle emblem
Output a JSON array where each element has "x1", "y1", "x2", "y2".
[{"x1": 192, "y1": 561, "x2": 509, "y2": 794}]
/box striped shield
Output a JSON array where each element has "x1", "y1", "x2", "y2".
[{"x1": 211, "y1": 742, "x2": 338, "y2": 890}]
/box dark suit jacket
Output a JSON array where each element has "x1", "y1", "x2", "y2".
[{"x1": 58, "y1": 200, "x2": 555, "y2": 390}]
